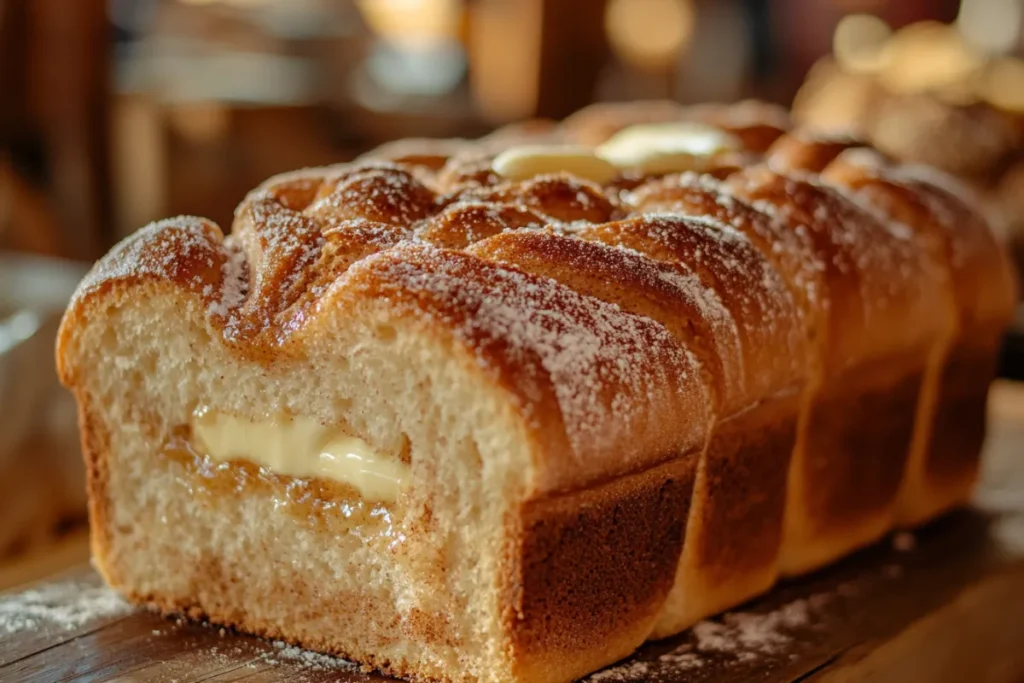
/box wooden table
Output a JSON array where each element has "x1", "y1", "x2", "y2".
[{"x1": 3, "y1": 382, "x2": 1024, "y2": 683}]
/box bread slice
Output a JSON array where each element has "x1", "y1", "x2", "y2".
[{"x1": 57, "y1": 101, "x2": 1014, "y2": 682}]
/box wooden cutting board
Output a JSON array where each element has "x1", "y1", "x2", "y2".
[{"x1": 3, "y1": 382, "x2": 1024, "y2": 683}]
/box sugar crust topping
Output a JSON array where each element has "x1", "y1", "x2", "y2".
[{"x1": 64, "y1": 103, "x2": 1003, "y2": 466}]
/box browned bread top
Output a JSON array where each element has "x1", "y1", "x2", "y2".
[
  {"x1": 58, "y1": 101, "x2": 1010, "y2": 498},
  {"x1": 770, "y1": 136, "x2": 1017, "y2": 332}
]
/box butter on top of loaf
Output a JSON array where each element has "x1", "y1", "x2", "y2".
[
  {"x1": 489, "y1": 122, "x2": 744, "y2": 181},
  {"x1": 192, "y1": 407, "x2": 407, "y2": 502},
  {"x1": 491, "y1": 145, "x2": 619, "y2": 184},
  {"x1": 595, "y1": 122, "x2": 743, "y2": 174}
]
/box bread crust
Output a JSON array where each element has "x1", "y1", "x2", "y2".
[
  {"x1": 817, "y1": 148, "x2": 1017, "y2": 524},
  {"x1": 506, "y1": 454, "x2": 699, "y2": 681}
]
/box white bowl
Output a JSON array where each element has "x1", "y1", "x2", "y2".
[{"x1": 0, "y1": 253, "x2": 90, "y2": 552}]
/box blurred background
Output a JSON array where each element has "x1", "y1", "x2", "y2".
[{"x1": 2, "y1": 0, "x2": 1024, "y2": 585}]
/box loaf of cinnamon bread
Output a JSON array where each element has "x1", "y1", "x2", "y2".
[{"x1": 57, "y1": 100, "x2": 1016, "y2": 683}]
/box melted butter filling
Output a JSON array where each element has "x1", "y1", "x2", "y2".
[{"x1": 191, "y1": 407, "x2": 408, "y2": 502}]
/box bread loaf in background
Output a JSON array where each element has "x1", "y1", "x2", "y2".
[
  {"x1": 790, "y1": 19, "x2": 1024, "y2": 283},
  {"x1": 57, "y1": 99, "x2": 1016, "y2": 683}
]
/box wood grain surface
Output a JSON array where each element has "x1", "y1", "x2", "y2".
[{"x1": 2, "y1": 382, "x2": 1023, "y2": 683}]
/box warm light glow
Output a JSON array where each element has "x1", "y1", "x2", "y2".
[
  {"x1": 469, "y1": 0, "x2": 542, "y2": 122},
  {"x1": 876, "y1": 22, "x2": 983, "y2": 94},
  {"x1": 357, "y1": 0, "x2": 461, "y2": 47},
  {"x1": 605, "y1": 0, "x2": 695, "y2": 70},
  {"x1": 833, "y1": 14, "x2": 892, "y2": 74},
  {"x1": 980, "y1": 57, "x2": 1024, "y2": 112},
  {"x1": 167, "y1": 104, "x2": 231, "y2": 144}
]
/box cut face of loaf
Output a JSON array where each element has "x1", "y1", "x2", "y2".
[
  {"x1": 58, "y1": 100, "x2": 1017, "y2": 683},
  {"x1": 59, "y1": 217, "x2": 710, "y2": 682}
]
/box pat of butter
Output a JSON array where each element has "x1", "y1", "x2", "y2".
[
  {"x1": 191, "y1": 407, "x2": 407, "y2": 502},
  {"x1": 492, "y1": 145, "x2": 619, "y2": 184},
  {"x1": 596, "y1": 122, "x2": 742, "y2": 174}
]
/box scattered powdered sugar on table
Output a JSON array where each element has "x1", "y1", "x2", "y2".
[
  {"x1": 146, "y1": 622, "x2": 360, "y2": 677},
  {"x1": 585, "y1": 595, "x2": 826, "y2": 681},
  {"x1": 690, "y1": 597, "x2": 815, "y2": 658},
  {"x1": 587, "y1": 660, "x2": 654, "y2": 682},
  {"x1": 256, "y1": 640, "x2": 361, "y2": 672},
  {"x1": 659, "y1": 649, "x2": 705, "y2": 669},
  {"x1": 0, "y1": 579, "x2": 129, "y2": 635}
]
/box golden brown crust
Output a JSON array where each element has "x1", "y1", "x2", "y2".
[
  {"x1": 800, "y1": 357, "x2": 925, "y2": 537},
  {"x1": 466, "y1": 229, "x2": 735, "y2": 410},
  {"x1": 416, "y1": 202, "x2": 546, "y2": 250},
  {"x1": 726, "y1": 166, "x2": 943, "y2": 368},
  {"x1": 506, "y1": 453, "x2": 699, "y2": 681},
  {"x1": 338, "y1": 243, "x2": 708, "y2": 495},
  {"x1": 651, "y1": 389, "x2": 802, "y2": 636},
  {"x1": 75, "y1": 396, "x2": 116, "y2": 585},
  {"x1": 570, "y1": 214, "x2": 807, "y2": 410},
  {"x1": 456, "y1": 174, "x2": 621, "y2": 224},
  {"x1": 688, "y1": 400, "x2": 797, "y2": 587},
  {"x1": 815, "y1": 148, "x2": 1017, "y2": 525},
  {"x1": 627, "y1": 173, "x2": 820, "y2": 318},
  {"x1": 767, "y1": 134, "x2": 863, "y2": 174}
]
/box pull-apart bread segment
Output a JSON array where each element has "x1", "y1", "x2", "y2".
[
  {"x1": 762, "y1": 134, "x2": 1016, "y2": 528},
  {"x1": 818, "y1": 149, "x2": 1018, "y2": 525},
  {"x1": 470, "y1": 214, "x2": 808, "y2": 635},
  {"x1": 725, "y1": 164, "x2": 945, "y2": 574},
  {"x1": 57, "y1": 101, "x2": 1014, "y2": 683}
]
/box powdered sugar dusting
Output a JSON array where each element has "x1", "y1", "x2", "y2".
[
  {"x1": 259, "y1": 639, "x2": 360, "y2": 672},
  {"x1": 584, "y1": 595, "x2": 825, "y2": 681},
  {"x1": 0, "y1": 579, "x2": 129, "y2": 635},
  {"x1": 629, "y1": 171, "x2": 822, "y2": 319},
  {"x1": 69, "y1": 216, "x2": 225, "y2": 310},
  {"x1": 587, "y1": 660, "x2": 654, "y2": 681},
  {"x1": 209, "y1": 236, "x2": 249, "y2": 321},
  {"x1": 593, "y1": 212, "x2": 805, "y2": 405},
  {"x1": 346, "y1": 243, "x2": 702, "y2": 489}
]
